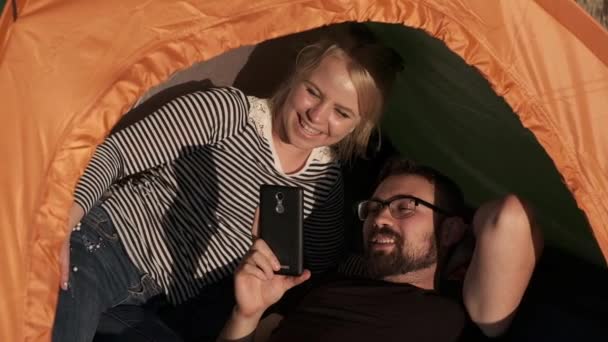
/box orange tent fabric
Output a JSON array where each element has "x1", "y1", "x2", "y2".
[{"x1": 1, "y1": 0, "x2": 607, "y2": 341}]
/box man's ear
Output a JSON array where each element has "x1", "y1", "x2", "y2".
[{"x1": 439, "y1": 216, "x2": 466, "y2": 248}]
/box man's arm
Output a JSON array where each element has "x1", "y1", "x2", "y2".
[
  {"x1": 218, "y1": 239, "x2": 310, "y2": 341},
  {"x1": 463, "y1": 194, "x2": 544, "y2": 337},
  {"x1": 217, "y1": 312, "x2": 284, "y2": 342},
  {"x1": 217, "y1": 308, "x2": 263, "y2": 342}
]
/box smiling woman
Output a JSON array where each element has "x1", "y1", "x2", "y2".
[
  {"x1": 271, "y1": 32, "x2": 402, "y2": 167},
  {"x1": 272, "y1": 51, "x2": 363, "y2": 173}
]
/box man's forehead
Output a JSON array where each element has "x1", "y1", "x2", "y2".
[{"x1": 373, "y1": 174, "x2": 435, "y2": 200}]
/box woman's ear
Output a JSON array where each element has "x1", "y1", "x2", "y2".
[{"x1": 439, "y1": 216, "x2": 466, "y2": 248}]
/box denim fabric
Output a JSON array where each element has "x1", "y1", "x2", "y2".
[{"x1": 52, "y1": 205, "x2": 163, "y2": 342}]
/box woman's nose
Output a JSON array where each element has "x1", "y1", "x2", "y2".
[{"x1": 306, "y1": 102, "x2": 331, "y2": 123}]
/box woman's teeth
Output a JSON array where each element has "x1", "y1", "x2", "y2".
[{"x1": 299, "y1": 117, "x2": 321, "y2": 135}]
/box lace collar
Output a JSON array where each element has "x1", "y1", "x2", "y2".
[{"x1": 247, "y1": 96, "x2": 335, "y2": 166}]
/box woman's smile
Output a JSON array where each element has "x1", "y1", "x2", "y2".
[{"x1": 296, "y1": 113, "x2": 323, "y2": 137}]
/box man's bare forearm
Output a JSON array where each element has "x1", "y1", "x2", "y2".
[
  {"x1": 463, "y1": 194, "x2": 543, "y2": 337},
  {"x1": 217, "y1": 307, "x2": 262, "y2": 342}
]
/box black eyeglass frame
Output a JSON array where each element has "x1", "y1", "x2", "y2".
[{"x1": 355, "y1": 194, "x2": 453, "y2": 221}]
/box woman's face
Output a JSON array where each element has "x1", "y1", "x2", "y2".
[{"x1": 275, "y1": 53, "x2": 361, "y2": 153}]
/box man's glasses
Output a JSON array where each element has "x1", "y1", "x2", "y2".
[{"x1": 356, "y1": 195, "x2": 451, "y2": 221}]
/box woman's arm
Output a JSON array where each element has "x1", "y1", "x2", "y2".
[
  {"x1": 463, "y1": 194, "x2": 544, "y2": 337},
  {"x1": 73, "y1": 87, "x2": 249, "y2": 213},
  {"x1": 60, "y1": 87, "x2": 249, "y2": 289}
]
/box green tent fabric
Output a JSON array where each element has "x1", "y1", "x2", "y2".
[{"x1": 372, "y1": 23, "x2": 605, "y2": 265}]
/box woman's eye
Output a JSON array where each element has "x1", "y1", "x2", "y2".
[
  {"x1": 336, "y1": 109, "x2": 350, "y2": 118},
  {"x1": 306, "y1": 87, "x2": 319, "y2": 97}
]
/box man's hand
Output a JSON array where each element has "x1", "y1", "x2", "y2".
[
  {"x1": 60, "y1": 203, "x2": 85, "y2": 290},
  {"x1": 219, "y1": 239, "x2": 310, "y2": 341},
  {"x1": 234, "y1": 239, "x2": 310, "y2": 317}
]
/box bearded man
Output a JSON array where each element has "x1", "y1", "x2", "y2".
[{"x1": 218, "y1": 158, "x2": 543, "y2": 342}]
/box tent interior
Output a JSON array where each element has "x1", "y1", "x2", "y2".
[
  {"x1": 88, "y1": 22, "x2": 608, "y2": 340},
  {"x1": 2, "y1": 0, "x2": 608, "y2": 340}
]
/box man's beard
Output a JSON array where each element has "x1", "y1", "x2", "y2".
[{"x1": 364, "y1": 226, "x2": 437, "y2": 279}]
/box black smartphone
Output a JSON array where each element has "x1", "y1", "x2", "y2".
[{"x1": 259, "y1": 184, "x2": 303, "y2": 276}]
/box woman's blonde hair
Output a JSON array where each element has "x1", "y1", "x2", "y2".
[{"x1": 270, "y1": 24, "x2": 402, "y2": 164}]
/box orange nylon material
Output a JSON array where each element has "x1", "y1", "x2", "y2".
[{"x1": 0, "y1": 0, "x2": 606, "y2": 341}]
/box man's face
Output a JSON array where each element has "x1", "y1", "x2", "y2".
[{"x1": 363, "y1": 174, "x2": 439, "y2": 279}]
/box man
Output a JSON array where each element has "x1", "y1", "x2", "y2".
[{"x1": 218, "y1": 158, "x2": 544, "y2": 341}]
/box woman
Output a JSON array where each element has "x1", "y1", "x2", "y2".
[{"x1": 53, "y1": 24, "x2": 402, "y2": 342}]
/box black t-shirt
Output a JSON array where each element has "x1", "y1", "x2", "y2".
[{"x1": 268, "y1": 276, "x2": 467, "y2": 342}]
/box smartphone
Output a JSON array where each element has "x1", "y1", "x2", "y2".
[{"x1": 259, "y1": 184, "x2": 303, "y2": 276}]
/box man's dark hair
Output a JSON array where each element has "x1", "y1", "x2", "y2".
[{"x1": 376, "y1": 158, "x2": 471, "y2": 221}]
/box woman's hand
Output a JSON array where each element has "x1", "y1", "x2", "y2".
[
  {"x1": 60, "y1": 203, "x2": 85, "y2": 290},
  {"x1": 234, "y1": 239, "x2": 310, "y2": 318}
]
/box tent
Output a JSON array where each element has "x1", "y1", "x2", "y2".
[{"x1": 1, "y1": 0, "x2": 607, "y2": 341}]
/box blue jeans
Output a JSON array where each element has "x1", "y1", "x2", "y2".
[{"x1": 52, "y1": 205, "x2": 174, "y2": 342}]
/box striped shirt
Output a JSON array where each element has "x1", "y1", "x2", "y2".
[{"x1": 74, "y1": 87, "x2": 344, "y2": 303}]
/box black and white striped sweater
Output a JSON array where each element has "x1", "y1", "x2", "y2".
[{"x1": 74, "y1": 87, "x2": 345, "y2": 303}]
